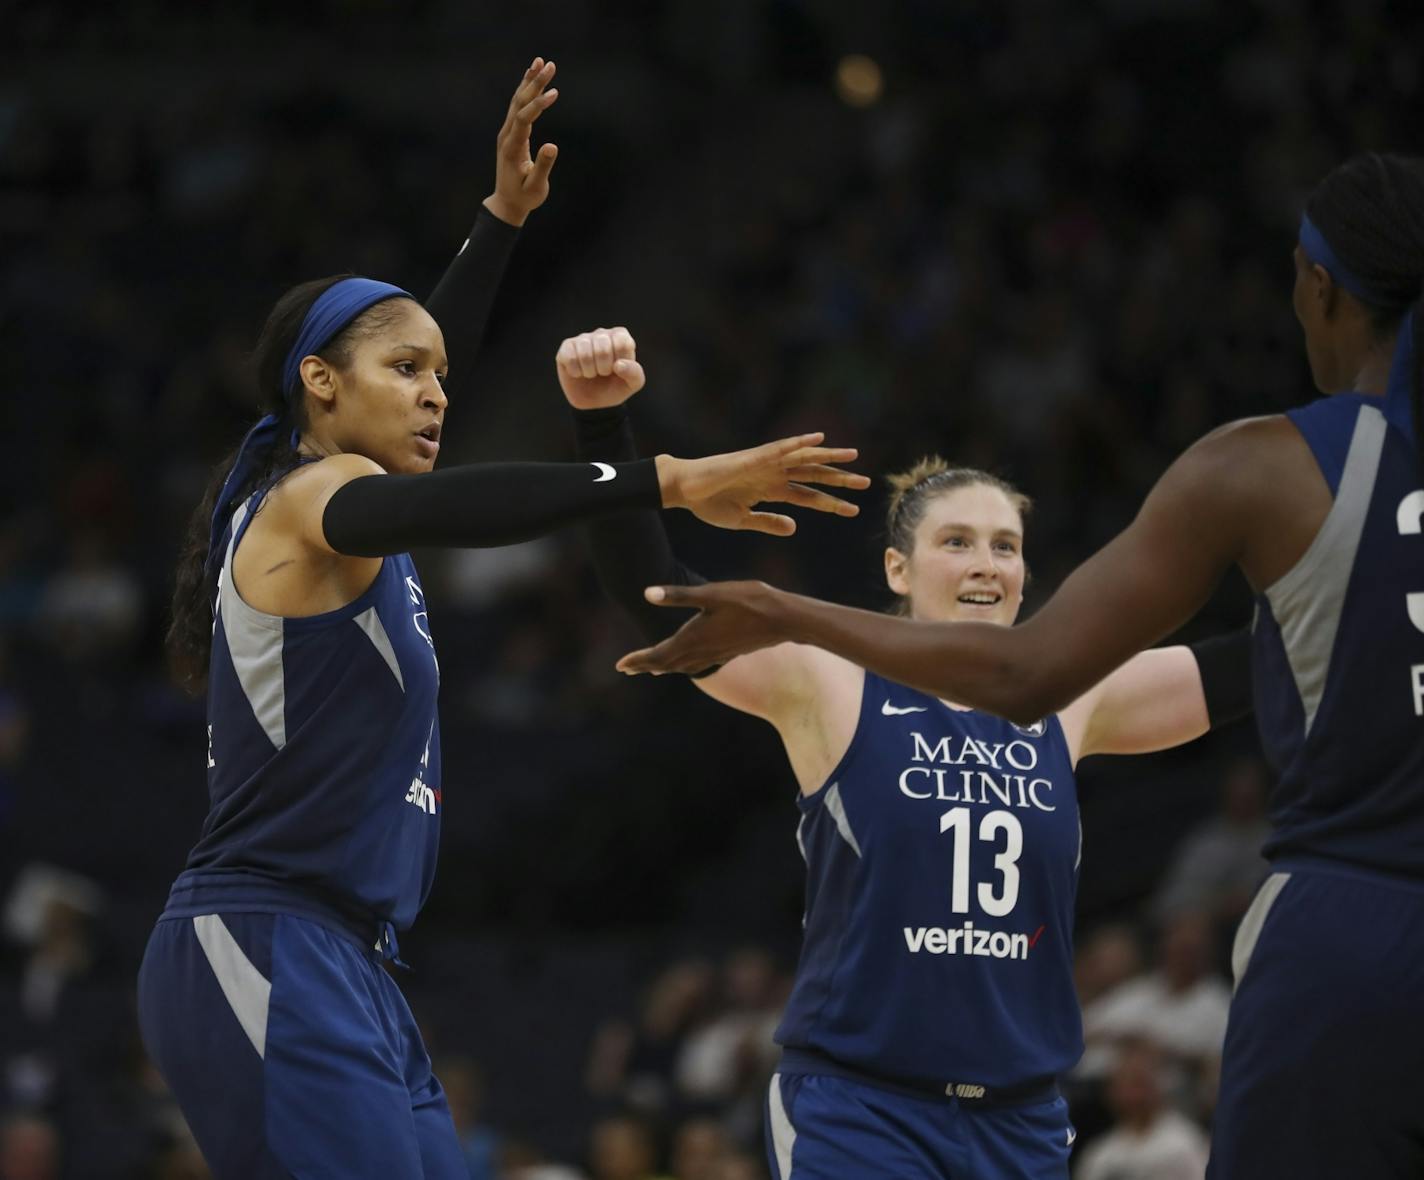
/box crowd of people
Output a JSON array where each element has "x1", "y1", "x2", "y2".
[{"x1": 4, "y1": 0, "x2": 1420, "y2": 1176}]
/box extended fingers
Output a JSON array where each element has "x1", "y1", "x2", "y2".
[
  {"x1": 741, "y1": 511, "x2": 798, "y2": 536},
  {"x1": 514, "y1": 86, "x2": 558, "y2": 129},
  {"x1": 510, "y1": 59, "x2": 556, "y2": 117},
  {"x1": 781, "y1": 445, "x2": 859, "y2": 468},
  {"x1": 775, "y1": 483, "x2": 861, "y2": 517},
  {"x1": 784, "y1": 463, "x2": 872, "y2": 489}
]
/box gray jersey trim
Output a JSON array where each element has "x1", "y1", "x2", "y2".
[
  {"x1": 220, "y1": 501, "x2": 288, "y2": 750},
  {"x1": 353, "y1": 606, "x2": 405, "y2": 692},
  {"x1": 1265, "y1": 406, "x2": 1386, "y2": 735},
  {"x1": 193, "y1": 914, "x2": 272, "y2": 1058},
  {"x1": 767, "y1": 1074, "x2": 796, "y2": 1179},
  {"x1": 1230, "y1": 872, "x2": 1291, "y2": 993},
  {"x1": 822, "y1": 782, "x2": 863, "y2": 858}
]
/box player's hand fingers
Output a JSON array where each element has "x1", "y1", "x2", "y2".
[
  {"x1": 737, "y1": 511, "x2": 798, "y2": 536},
  {"x1": 526, "y1": 142, "x2": 558, "y2": 188},
  {"x1": 611, "y1": 327, "x2": 637, "y2": 362},
  {"x1": 514, "y1": 87, "x2": 559, "y2": 130},
  {"x1": 575, "y1": 335, "x2": 598, "y2": 379},
  {"x1": 556, "y1": 338, "x2": 582, "y2": 378},
  {"x1": 593, "y1": 332, "x2": 615, "y2": 377},
  {"x1": 613, "y1": 358, "x2": 646, "y2": 394},
  {"x1": 780, "y1": 445, "x2": 858, "y2": 469},
  {"x1": 784, "y1": 464, "x2": 873, "y2": 489},
  {"x1": 644, "y1": 585, "x2": 710, "y2": 608},
  {"x1": 731, "y1": 433, "x2": 826, "y2": 474},
  {"x1": 509, "y1": 58, "x2": 554, "y2": 116},
  {"x1": 775, "y1": 483, "x2": 861, "y2": 517},
  {"x1": 617, "y1": 640, "x2": 683, "y2": 675}
]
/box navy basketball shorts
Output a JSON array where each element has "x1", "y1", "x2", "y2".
[
  {"x1": 1209, "y1": 865, "x2": 1424, "y2": 1179},
  {"x1": 765, "y1": 1070, "x2": 1074, "y2": 1179},
  {"x1": 138, "y1": 912, "x2": 465, "y2": 1179}
]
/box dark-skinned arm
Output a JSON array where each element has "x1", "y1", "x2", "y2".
[{"x1": 619, "y1": 421, "x2": 1264, "y2": 725}]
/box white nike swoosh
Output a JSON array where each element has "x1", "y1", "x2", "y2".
[
  {"x1": 1067, "y1": 1129, "x2": 1077, "y2": 1146},
  {"x1": 591, "y1": 462, "x2": 617, "y2": 482},
  {"x1": 882, "y1": 701, "x2": 928, "y2": 715}
]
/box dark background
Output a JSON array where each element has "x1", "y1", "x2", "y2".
[{"x1": 2, "y1": 1, "x2": 1419, "y2": 1176}]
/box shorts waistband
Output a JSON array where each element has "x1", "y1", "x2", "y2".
[
  {"x1": 159, "y1": 869, "x2": 406, "y2": 966},
  {"x1": 777, "y1": 1047, "x2": 1058, "y2": 1109},
  {"x1": 1270, "y1": 855, "x2": 1424, "y2": 895}
]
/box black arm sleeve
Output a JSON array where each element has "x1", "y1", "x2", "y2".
[
  {"x1": 322, "y1": 458, "x2": 660, "y2": 557},
  {"x1": 1189, "y1": 627, "x2": 1254, "y2": 727},
  {"x1": 572, "y1": 406, "x2": 708, "y2": 642},
  {"x1": 423, "y1": 207, "x2": 520, "y2": 397}
]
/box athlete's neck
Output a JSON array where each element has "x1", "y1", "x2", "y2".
[{"x1": 1348, "y1": 329, "x2": 1398, "y2": 397}]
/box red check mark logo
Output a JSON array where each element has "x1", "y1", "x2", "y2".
[{"x1": 1028, "y1": 925, "x2": 1046, "y2": 949}]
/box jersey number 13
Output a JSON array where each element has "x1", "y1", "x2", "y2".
[{"x1": 940, "y1": 808, "x2": 1022, "y2": 917}]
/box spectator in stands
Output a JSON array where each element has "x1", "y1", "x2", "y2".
[
  {"x1": 1073, "y1": 1041, "x2": 1209, "y2": 1180},
  {"x1": 586, "y1": 960, "x2": 713, "y2": 1116},
  {"x1": 1079, "y1": 911, "x2": 1230, "y2": 1103},
  {"x1": 1152, "y1": 756, "x2": 1271, "y2": 924},
  {"x1": 587, "y1": 1114, "x2": 671, "y2": 1180},
  {"x1": 668, "y1": 1117, "x2": 732, "y2": 1180}
]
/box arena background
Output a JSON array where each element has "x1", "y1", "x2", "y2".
[{"x1": 3, "y1": 1, "x2": 1419, "y2": 1176}]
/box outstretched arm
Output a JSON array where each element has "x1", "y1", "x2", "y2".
[
  {"x1": 1061, "y1": 628, "x2": 1251, "y2": 763},
  {"x1": 424, "y1": 58, "x2": 560, "y2": 392},
  {"x1": 619, "y1": 420, "x2": 1268, "y2": 725}
]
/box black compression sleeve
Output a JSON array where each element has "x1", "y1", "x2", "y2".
[
  {"x1": 423, "y1": 207, "x2": 520, "y2": 398},
  {"x1": 322, "y1": 459, "x2": 661, "y2": 557},
  {"x1": 572, "y1": 406, "x2": 708, "y2": 641},
  {"x1": 1189, "y1": 627, "x2": 1254, "y2": 727}
]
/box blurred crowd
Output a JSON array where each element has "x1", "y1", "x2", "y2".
[{"x1": 4, "y1": 0, "x2": 1420, "y2": 1176}]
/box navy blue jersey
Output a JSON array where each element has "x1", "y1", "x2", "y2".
[
  {"x1": 775, "y1": 670, "x2": 1082, "y2": 1089},
  {"x1": 1254, "y1": 394, "x2": 1424, "y2": 877},
  {"x1": 166, "y1": 481, "x2": 443, "y2": 936}
]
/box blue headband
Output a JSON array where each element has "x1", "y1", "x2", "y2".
[
  {"x1": 279, "y1": 277, "x2": 412, "y2": 398},
  {"x1": 1298, "y1": 214, "x2": 1385, "y2": 305},
  {"x1": 1300, "y1": 216, "x2": 1418, "y2": 440},
  {"x1": 204, "y1": 277, "x2": 413, "y2": 595}
]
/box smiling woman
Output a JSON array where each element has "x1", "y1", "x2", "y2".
[{"x1": 557, "y1": 326, "x2": 1254, "y2": 1180}]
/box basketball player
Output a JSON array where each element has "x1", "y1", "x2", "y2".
[
  {"x1": 557, "y1": 328, "x2": 1250, "y2": 1178},
  {"x1": 621, "y1": 154, "x2": 1424, "y2": 1178},
  {"x1": 136, "y1": 66, "x2": 865, "y2": 1178}
]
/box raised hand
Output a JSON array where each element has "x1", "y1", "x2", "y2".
[
  {"x1": 557, "y1": 327, "x2": 646, "y2": 410},
  {"x1": 656, "y1": 434, "x2": 871, "y2": 535},
  {"x1": 616, "y1": 582, "x2": 789, "y2": 674},
  {"x1": 484, "y1": 58, "x2": 560, "y2": 226}
]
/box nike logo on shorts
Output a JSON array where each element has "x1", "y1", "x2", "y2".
[
  {"x1": 882, "y1": 701, "x2": 928, "y2": 715},
  {"x1": 591, "y1": 462, "x2": 617, "y2": 482}
]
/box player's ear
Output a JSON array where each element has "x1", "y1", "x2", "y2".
[
  {"x1": 299, "y1": 355, "x2": 339, "y2": 410},
  {"x1": 884, "y1": 546, "x2": 911, "y2": 598}
]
